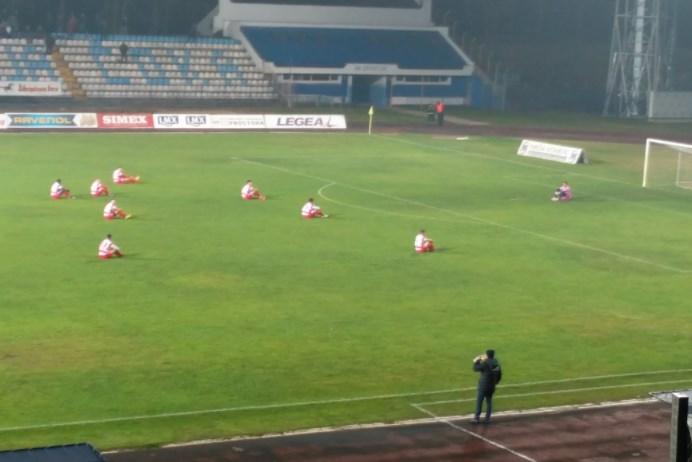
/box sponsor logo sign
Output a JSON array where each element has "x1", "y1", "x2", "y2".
[
  {"x1": 0, "y1": 114, "x2": 8, "y2": 130},
  {"x1": 98, "y1": 113, "x2": 153, "y2": 129},
  {"x1": 207, "y1": 114, "x2": 266, "y2": 129},
  {"x1": 264, "y1": 114, "x2": 347, "y2": 130},
  {"x1": 0, "y1": 80, "x2": 63, "y2": 96},
  {"x1": 6, "y1": 113, "x2": 98, "y2": 129},
  {"x1": 517, "y1": 139, "x2": 587, "y2": 165},
  {"x1": 153, "y1": 114, "x2": 209, "y2": 129}
]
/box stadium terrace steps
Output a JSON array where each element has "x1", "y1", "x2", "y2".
[
  {"x1": 52, "y1": 49, "x2": 86, "y2": 99},
  {"x1": 53, "y1": 34, "x2": 277, "y2": 100}
]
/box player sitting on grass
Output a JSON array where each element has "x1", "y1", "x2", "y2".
[
  {"x1": 90, "y1": 179, "x2": 109, "y2": 197},
  {"x1": 113, "y1": 167, "x2": 140, "y2": 184},
  {"x1": 301, "y1": 198, "x2": 328, "y2": 219},
  {"x1": 98, "y1": 234, "x2": 123, "y2": 259},
  {"x1": 414, "y1": 229, "x2": 435, "y2": 253},
  {"x1": 552, "y1": 181, "x2": 573, "y2": 202},
  {"x1": 50, "y1": 179, "x2": 74, "y2": 199},
  {"x1": 103, "y1": 199, "x2": 132, "y2": 220},
  {"x1": 241, "y1": 180, "x2": 266, "y2": 201}
]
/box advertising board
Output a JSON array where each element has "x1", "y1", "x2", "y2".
[
  {"x1": 517, "y1": 139, "x2": 587, "y2": 165},
  {"x1": 5, "y1": 113, "x2": 97, "y2": 129},
  {"x1": 153, "y1": 114, "x2": 209, "y2": 129},
  {"x1": 0, "y1": 80, "x2": 63, "y2": 97},
  {"x1": 97, "y1": 113, "x2": 154, "y2": 129},
  {"x1": 264, "y1": 114, "x2": 347, "y2": 130}
]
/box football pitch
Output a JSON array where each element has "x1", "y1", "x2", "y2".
[{"x1": 1, "y1": 131, "x2": 691, "y2": 450}]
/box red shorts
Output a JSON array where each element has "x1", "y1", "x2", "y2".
[
  {"x1": 99, "y1": 253, "x2": 113, "y2": 259},
  {"x1": 242, "y1": 194, "x2": 255, "y2": 200},
  {"x1": 103, "y1": 213, "x2": 115, "y2": 220}
]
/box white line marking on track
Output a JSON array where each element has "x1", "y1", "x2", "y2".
[
  {"x1": 412, "y1": 403, "x2": 537, "y2": 462},
  {"x1": 2, "y1": 369, "x2": 691, "y2": 433},
  {"x1": 415, "y1": 378, "x2": 692, "y2": 407},
  {"x1": 103, "y1": 398, "x2": 658, "y2": 454},
  {"x1": 233, "y1": 157, "x2": 692, "y2": 272}
]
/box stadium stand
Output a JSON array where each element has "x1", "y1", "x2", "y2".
[
  {"x1": 53, "y1": 34, "x2": 276, "y2": 100},
  {"x1": 0, "y1": 37, "x2": 65, "y2": 87},
  {"x1": 242, "y1": 26, "x2": 467, "y2": 71}
]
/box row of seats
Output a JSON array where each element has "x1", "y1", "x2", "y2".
[
  {"x1": 70, "y1": 61, "x2": 262, "y2": 79},
  {"x1": 76, "y1": 75, "x2": 271, "y2": 86},
  {"x1": 0, "y1": 38, "x2": 46, "y2": 46},
  {"x1": 86, "y1": 90, "x2": 275, "y2": 100},
  {"x1": 64, "y1": 54, "x2": 250, "y2": 64},
  {"x1": 83, "y1": 83, "x2": 273, "y2": 93},
  {"x1": 0, "y1": 70, "x2": 58, "y2": 80},
  {"x1": 72, "y1": 69, "x2": 265, "y2": 82},
  {"x1": 55, "y1": 33, "x2": 242, "y2": 49}
]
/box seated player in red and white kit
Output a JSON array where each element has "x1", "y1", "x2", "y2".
[
  {"x1": 90, "y1": 179, "x2": 109, "y2": 197},
  {"x1": 103, "y1": 199, "x2": 132, "y2": 220},
  {"x1": 98, "y1": 234, "x2": 123, "y2": 259},
  {"x1": 50, "y1": 179, "x2": 74, "y2": 199},
  {"x1": 301, "y1": 198, "x2": 328, "y2": 219},
  {"x1": 113, "y1": 167, "x2": 140, "y2": 184},
  {"x1": 241, "y1": 180, "x2": 266, "y2": 201},
  {"x1": 414, "y1": 229, "x2": 435, "y2": 253},
  {"x1": 551, "y1": 181, "x2": 573, "y2": 202}
]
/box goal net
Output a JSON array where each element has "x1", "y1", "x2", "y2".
[{"x1": 643, "y1": 138, "x2": 692, "y2": 190}]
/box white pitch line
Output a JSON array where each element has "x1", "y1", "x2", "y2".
[
  {"x1": 317, "y1": 183, "x2": 480, "y2": 225},
  {"x1": 412, "y1": 403, "x2": 537, "y2": 462},
  {"x1": 2, "y1": 369, "x2": 691, "y2": 434},
  {"x1": 416, "y1": 378, "x2": 692, "y2": 407},
  {"x1": 233, "y1": 157, "x2": 692, "y2": 273}
]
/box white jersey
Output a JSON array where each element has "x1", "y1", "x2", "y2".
[
  {"x1": 241, "y1": 183, "x2": 254, "y2": 197},
  {"x1": 98, "y1": 238, "x2": 119, "y2": 256},
  {"x1": 414, "y1": 233, "x2": 426, "y2": 250},
  {"x1": 112, "y1": 168, "x2": 124, "y2": 182},
  {"x1": 50, "y1": 182, "x2": 63, "y2": 195},
  {"x1": 301, "y1": 201, "x2": 318, "y2": 216},
  {"x1": 90, "y1": 180, "x2": 103, "y2": 195},
  {"x1": 103, "y1": 200, "x2": 118, "y2": 216}
]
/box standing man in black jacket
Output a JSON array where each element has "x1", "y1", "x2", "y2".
[{"x1": 472, "y1": 349, "x2": 502, "y2": 424}]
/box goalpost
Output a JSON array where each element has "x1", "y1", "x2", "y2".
[{"x1": 643, "y1": 138, "x2": 692, "y2": 189}]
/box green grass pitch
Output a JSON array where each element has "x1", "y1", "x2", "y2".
[{"x1": 1, "y1": 131, "x2": 691, "y2": 450}]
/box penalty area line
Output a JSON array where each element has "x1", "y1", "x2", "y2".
[{"x1": 411, "y1": 403, "x2": 537, "y2": 462}]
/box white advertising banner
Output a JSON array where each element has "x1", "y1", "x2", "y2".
[
  {"x1": 0, "y1": 113, "x2": 8, "y2": 130},
  {"x1": 152, "y1": 114, "x2": 347, "y2": 130},
  {"x1": 264, "y1": 114, "x2": 347, "y2": 130},
  {"x1": 0, "y1": 80, "x2": 63, "y2": 96},
  {"x1": 517, "y1": 139, "x2": 587, "y2": 165},
  {"x1": 207, "y1": 114, "x2": 266, "y2": 129}
]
